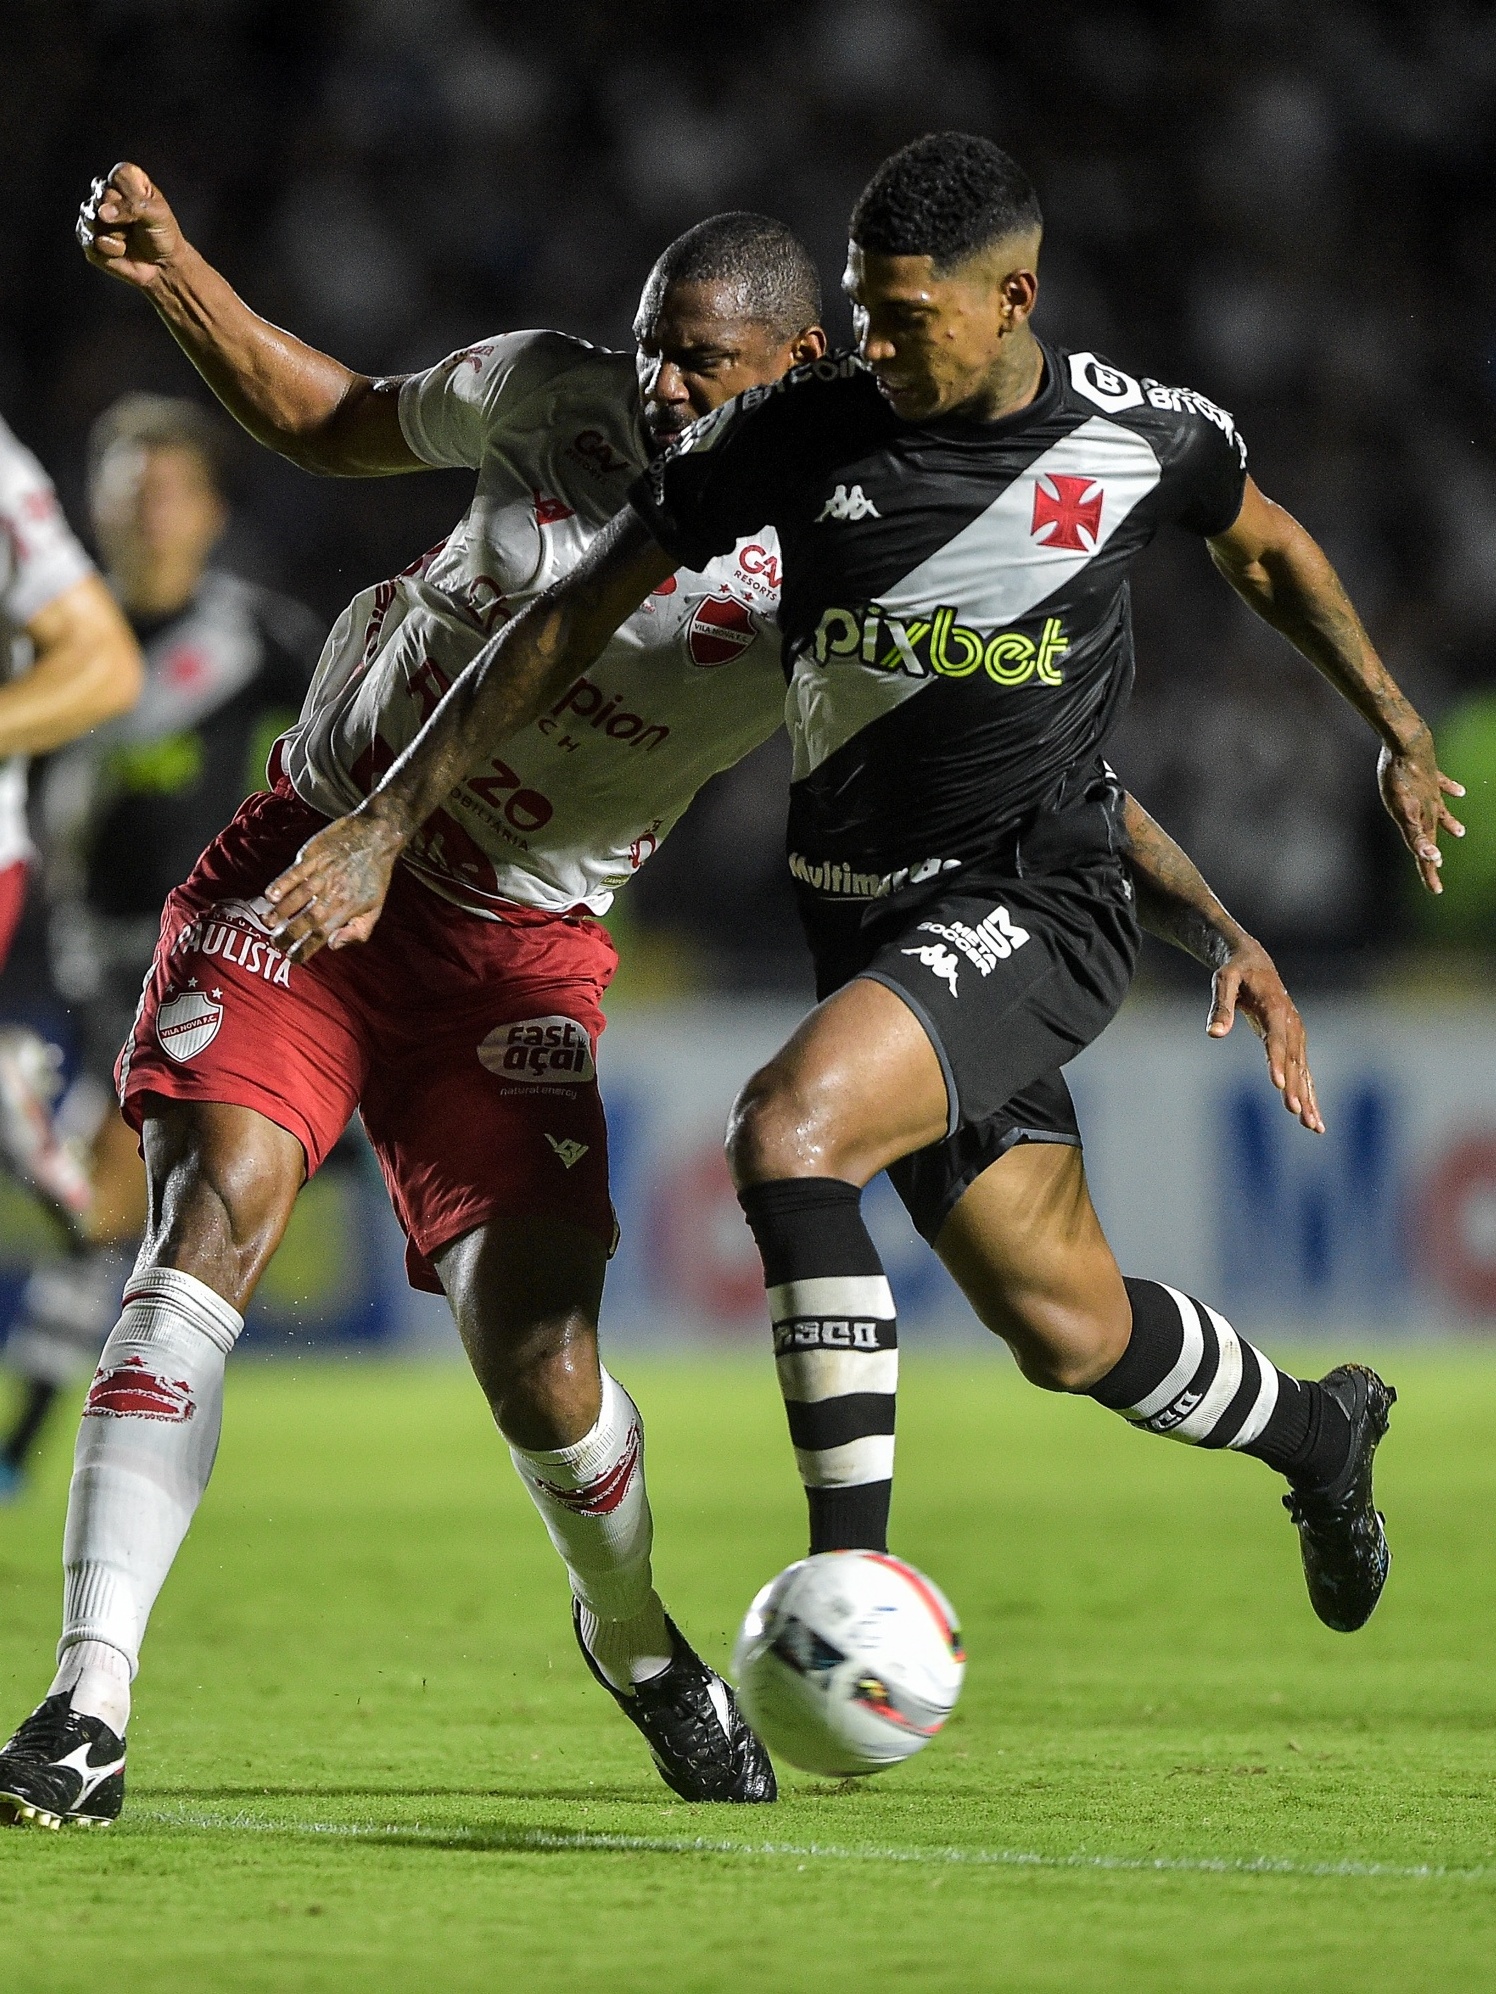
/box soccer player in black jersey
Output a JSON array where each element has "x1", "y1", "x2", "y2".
[{"x1": 265, "y1": 134, "x2": 1461, "y2": 1639}]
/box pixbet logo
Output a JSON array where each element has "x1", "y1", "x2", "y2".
[
  {"x1": 809, "y1": 602, "x2": 1069, "y2": 687},
  {"x1": 478, "y1": 1016, "x2": 596, "y2": 1086}
]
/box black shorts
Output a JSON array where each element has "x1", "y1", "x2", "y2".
[{"x1": 805, "y1": 858, "x2": 1139, "y2": 1246}]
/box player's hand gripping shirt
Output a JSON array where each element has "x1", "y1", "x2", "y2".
[
  {"x1": 630, "y1": 347, "x2": 1247, "y2": 901},
  {"x1": 0, "y1": 416, "x2": 95, "y2": 871},
  {"x1": 280, "y1": 332, "x2": 787, "y2": 916}
]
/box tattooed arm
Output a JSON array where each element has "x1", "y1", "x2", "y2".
[
  {"x1": 1208, "y1": 477, "x2": 1463, "y2": 894},
  {"x1": 1122, "y1": 792, "x2": 1323, "y2": 1133}
]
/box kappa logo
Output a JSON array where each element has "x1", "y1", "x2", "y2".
[
  {"x1": 156, "y1": 986, "x2": 223, "y2": 1063},
  {"x1": 901, "y1": 941, "x2": 961, "y2": 997},
  {"x1": 817, "y1": 483, "x2": 881, "y2": 523},
  {"x1": 478, "y1": 1016, "x2": 596, "y2": 1086},
  {"x1": 545, "y1": 1133, "x2": 590, "y2": 1169},
  {"x1": 84, "y1": 1354, "x2": 195, "y2": 1423}
]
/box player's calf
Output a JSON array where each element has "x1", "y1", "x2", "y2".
[
  {"x1": 1088, "y1": 1279, "x2": 1394, "y2": 1630},
  {"x1": 738, "y1": 1177, "x2": 898, "y2": 1556}
]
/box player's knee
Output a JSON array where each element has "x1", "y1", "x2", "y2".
[
  {"x1": 726, "y1": 1062, "x2": 833, "y2": 1185},
  {"x1": 487, "y1": 1330, "x2": 601, "y2": 1451},
  {"x1": 140, "y1": 1104, "x2": 301, "y2": 1311},
  {"x1": 1004, "y1": 1301, "x2": 1129, "y2": 1394}
]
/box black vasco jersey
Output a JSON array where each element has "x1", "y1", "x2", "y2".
[
  {"x1": 630, "y1": 344, "x2": 1247, "y2": 901},
  {"x1": 43, "y1": 569, "x2": 321, "y2": 919}
]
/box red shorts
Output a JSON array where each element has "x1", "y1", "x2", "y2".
[
  {"x1": 117, "y1": 786, "x2": 618, "y2": 1293},
  {"x1": 0, "y1": 860, "x2": 28, "y2": 971}
]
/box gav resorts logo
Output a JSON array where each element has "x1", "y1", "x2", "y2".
[{"x1": 479, "y1": 1016, "x2": 596, "y2": 1085}]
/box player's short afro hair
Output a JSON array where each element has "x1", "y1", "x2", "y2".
[
  {"x1": 645, "y1": 212, "x2": 822, "y2": 339},
  {"x1": 851, "y1": 133, "x2": 1042, "y2": 272}
]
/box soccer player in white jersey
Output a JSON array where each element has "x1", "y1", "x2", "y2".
[
  {"x1": 0, "y1": 414, "x2": 142, "y2": 1431},
  {"x1": 0, "y1": 160, "x2": 1319, "y2": 1830},
  {"x1": 260, "y1": 137, "x2": 1463, "y2": 1663}
]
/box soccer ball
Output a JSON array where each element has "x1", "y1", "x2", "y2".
[{"x1": 732, "y1": 1551, "x2": 965, "y2": 1777}]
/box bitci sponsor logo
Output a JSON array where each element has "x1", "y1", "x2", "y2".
[{"x1": 478, "y1": 1015, "x2": 596, "y2": 1086}]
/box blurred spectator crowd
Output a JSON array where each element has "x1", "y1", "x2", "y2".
[{"x1": 5, "y1": 0, "x2": 1496, "y2": 995}]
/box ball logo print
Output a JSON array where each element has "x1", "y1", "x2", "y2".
[
  {"x1": 155, "y1": 987, "x2": 224, "y2": 1063},
  {"x1": 687, "y1": 593, "x2": 756, "y2": 668},
  {"x1": 478, "y1": 1015, "x2": 596, "y2": 1085},
  {"x1": 733, "y1": 1551, "x2": 966, "y2": 1775}
]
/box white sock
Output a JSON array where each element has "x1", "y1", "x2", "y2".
[
  {"x1": 509, "y1": 1369, "x2": 671, "y2": 1693},
  {"x1": 48, "y1": 1639, "x2": 131, "y2": 1736},
  {"x1": 52, "y1": 1266, "x2": 243, "y2": 1732}
]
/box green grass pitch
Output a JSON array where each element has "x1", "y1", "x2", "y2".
[{"x1": 2, "y1": 1346, "x2": 1495, "y2": 1991}]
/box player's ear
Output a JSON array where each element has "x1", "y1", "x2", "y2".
[{"x1": 790, "y1": 324, "x2": 829, "y2": 365}]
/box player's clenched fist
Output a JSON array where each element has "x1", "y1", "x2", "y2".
[{"x1": 76, "y1": 163, "x2": 184, "y2": 290}]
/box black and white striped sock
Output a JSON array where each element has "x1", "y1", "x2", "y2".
[
  {"x1": 1090, "y1": 1277, "x2": 1351, "y2": 1486},
  {"x1": 738, "y1": 1178, "x2": 897, "y2": 1554}
]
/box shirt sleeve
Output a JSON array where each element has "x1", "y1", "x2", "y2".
[
  {"x1": 628, "y1": 384, "x2": 788, "y2": 572},
  {"x1": 1162, "y1": 388, "x2": 1249, "y2": 537},
  {"x1": 397, "y1": 330, "x2": 591, "y2": 470},
  {"x1": 0, "y1": 420, "x2": 94, "y2": 627}
]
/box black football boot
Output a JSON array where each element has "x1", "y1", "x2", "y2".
[
  {"x1": 0, "y1": 1694, "x2": 126, "y2": 1829},
  {"x1": 1284, "y1": 1363, "x2": 1396, "y2": 1632},
  {"x1": 573, "y1": 1603, "x2": 776, "y2": 1802}
]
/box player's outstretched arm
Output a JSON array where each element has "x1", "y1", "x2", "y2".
[
  {"x1": 0, "y1": 577, "x2": 143, "y2": 755},
  {"x1": 1208, "y1": 478, "x2": 1464, "y2": 895},
  {"x1": 1122, "y1": 793, "x2": 1323, "y2": 1134},
  {"x1": 76, "y1": 163, "x2": 420, "y2": 477},
  {"x1": 264, "y1": 509, "x2": 675, "y2": 961}
]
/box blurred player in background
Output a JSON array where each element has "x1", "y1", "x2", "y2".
[
  {"x1": 0, "y1": 413, "x2": 142, "y2": 1488},
  {"x1": 0, "y1": 395, "x2": 319, "y2": 1494},
  {"x1": 0, "y1": 162, "x2": 1317, "y2": 1829}
]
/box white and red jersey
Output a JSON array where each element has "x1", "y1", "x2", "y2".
[
  {"x1": 0, "y1": 416, "x2": 95, "y2": 870},
  {"x1": 280, "y1": 331, "x2": 787, "y2": 916}
]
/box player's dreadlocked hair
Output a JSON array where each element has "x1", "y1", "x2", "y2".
[
  {"x1": 647, "y1": 213, "x2": 822, "y2": 339},
  {"x1": 851, "y1": 133, "x2": 1042, "y2": 272}
]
